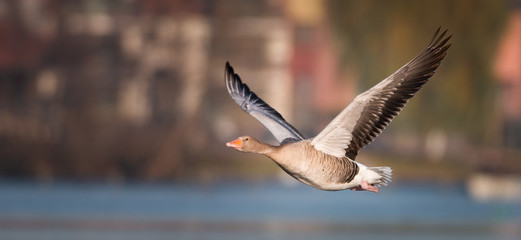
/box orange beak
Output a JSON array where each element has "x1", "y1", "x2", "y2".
[{"x1": 226, "y1": 137, "x2": 242, "y2": 149}]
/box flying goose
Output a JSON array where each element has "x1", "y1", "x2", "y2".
[{"x1": 225, "y1": 28, "x2": 451, "y2": 192}]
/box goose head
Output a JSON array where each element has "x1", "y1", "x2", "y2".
[{"x1": 226, "y1": 136, "x2": 267, "y2": 153}]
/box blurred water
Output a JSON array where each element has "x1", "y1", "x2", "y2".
[{"x1": 0, "y1": 180, "x2": 520, "y2": 240}]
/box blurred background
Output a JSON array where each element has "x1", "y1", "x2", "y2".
[{"x1": 0, "y1": 0, "x2": 520, "y2": 239}]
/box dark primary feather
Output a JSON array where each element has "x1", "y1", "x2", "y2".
[
  {"x1": 225, "y1": 62, "x2": 305, "y2": 143},
  {"x1": 345, "y1": 28, "x2": 452, "y2": 159}
]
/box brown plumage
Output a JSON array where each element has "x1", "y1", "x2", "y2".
[
  {"x1": 225, "y1": 28, "x2": 451, "y2": 193},
  {"x1": 227, "y1": 137, "x2": 362, "y2": 190}
]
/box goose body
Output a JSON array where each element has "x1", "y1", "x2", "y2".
[
  {"x1": 267, "y1": 140, "x2": 389, "y2": 191},
  {"x1": 225, "y1": 28, "x2": 451, "y2": 192}
]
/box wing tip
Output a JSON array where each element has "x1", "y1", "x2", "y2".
[
  {"x1": 225, "y1": 61, "x2": 234, "y2": 78},
  {"x1": 429, "y1": 27, "x2": 452, "y2": 49},
  {"x1": 225, "y1": 61, "x2": 245, "y2": 95},
  {"x1": 225, "y1": 61, "x2": 233, "y2": 93}
]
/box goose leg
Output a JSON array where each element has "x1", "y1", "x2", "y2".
[
  {"x1": 361, "y1": 180, "x2": 379, "y2": 193},
  {"x1": 349, "y1": 180, "x2": 379, "y2": 193}
]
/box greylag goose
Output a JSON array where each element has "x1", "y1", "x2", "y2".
[{"x1": 225, "y1": 28, "x2": 451, "y2": 193}]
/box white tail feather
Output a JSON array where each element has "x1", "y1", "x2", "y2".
[{"x1": 368, "y1": 167, "x2": 392, "y2": 187}]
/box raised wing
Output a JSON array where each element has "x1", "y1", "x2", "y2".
[
  {"x1": 311, "y1": 28, "x2": 451, "y2": 159},
  {"x1": 225, "y1": 62, "x2": 305, "y2": 143}
]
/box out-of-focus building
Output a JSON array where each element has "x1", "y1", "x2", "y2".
[
  {"x1": 494, "y1": 1, "x2": 521, "y2": 149},
  {"x1": 284, "y1": 0, "x2": 355, "y2": 136},
  {"x1": 0, "y1": 0, "x2": 516, "y2": 182},
  {"x1": 0, "y1": 0, "x2": 347, "y2": 181},
  {"x1": 0, "y1": 0, "x2": 217, "y2": 180}
]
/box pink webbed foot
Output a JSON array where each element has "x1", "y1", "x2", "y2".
[{"x1": 349, "y1": 180, "x2": 379, "y2": 193}]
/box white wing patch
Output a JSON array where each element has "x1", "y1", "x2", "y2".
[
  {"x1": 311, "y1": 94, "x2": 371, "y2": 158},
  {"x1": 311, "y1": 127, "x2": 351, "y2": 158}
]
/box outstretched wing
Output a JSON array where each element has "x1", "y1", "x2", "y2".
[
  {"x1": 225, "y1": 62, "x2": 305, "y2": 143},
  {"x1": 311, "y1": 28, "x2": 451, "y2": 159}
]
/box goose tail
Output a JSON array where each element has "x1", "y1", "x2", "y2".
[{"x1": 368, "y1": 167, "x2": 392, "y2": 187}]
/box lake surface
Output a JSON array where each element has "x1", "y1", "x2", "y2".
[{"x1": 0, "y1": 180, "x2": 520, "y2": 240}]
